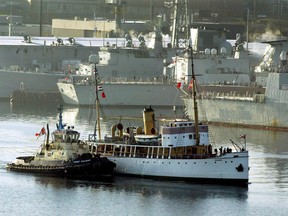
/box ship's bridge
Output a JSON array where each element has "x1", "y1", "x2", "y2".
[
  {"x1": 161, "y1": 121, "x2": 210, "y2": 147},
  {"x1": 52, "y1": 129, "x2": 80, "y2": 144}
]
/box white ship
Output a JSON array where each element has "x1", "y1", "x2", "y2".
[
  {"x1": 58, "y1": 28, "x2": 256, "y2": 107},
  {"x1": 86, "y1": 50, "x2": 249, "y2": 185}
]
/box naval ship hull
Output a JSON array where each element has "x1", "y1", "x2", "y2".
[
  {"x1": 0, "y1": 70, "x2": 66, "y2": 99},
  {"x1": 184, "y1": 73, "x2": 288, "y2": 130},
  {"x1": 57, "y1": 81, "x2": 183, "y2": 107},
  {"x1": 184, "y1": 99, "x2": 288, "y2": 130}
]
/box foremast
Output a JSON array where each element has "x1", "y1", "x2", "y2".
[
  {"x1": 190, "y1": 46, "x2": 200, "y2": 146},
  {"x1": 89, "y1": 54, "x2": 101, "y2": 141}
]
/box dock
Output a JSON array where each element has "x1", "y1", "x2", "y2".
[{"x1": 10, "y1": 90, "x2": 63, "y2": 108}]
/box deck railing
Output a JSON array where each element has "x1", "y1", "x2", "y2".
[{"x1": 90, "y1": 142, "x2": 215, "y2": 160}]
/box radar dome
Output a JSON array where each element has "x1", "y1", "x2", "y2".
[
  {"x1": 211, "y1": 48, "x2": 217, "y2": 55},
  {"x1": 89, "y1": 54, "x2": 99, "y2": 64},
  {"x1": 204, "y1": 48, "x2": 211, "y2": 55},
  {"x1": 280, "y1": 51, "x2": 287, "y2": 61},
  {"x1": 219, "y1": 41, "x2": 233, "y2": 55},
  {"x1": 220, "y1": 47, "x2": 227, "y2": 54}
]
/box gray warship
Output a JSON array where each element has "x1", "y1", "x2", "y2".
[{"x1": 182, "y1": 43, "x2": 288, "y2": 130}]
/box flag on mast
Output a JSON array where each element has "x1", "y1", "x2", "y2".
[
  {"x1": 101, "y1": 92, "x2": 106, "y2": 98},
  {"x1": 35, "y1": 127, "x2": 46, "y2": 138}
]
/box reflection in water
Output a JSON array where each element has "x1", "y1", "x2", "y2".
[
  {"x1": 34, "y1": 175, "x2": 248, "y2": 200},
  {"x1": 210, "y1": 125, "x2": 288, "y2": 191},
  {"x1": 1, "y1": 170, "x2": 251, "y2": 216}
]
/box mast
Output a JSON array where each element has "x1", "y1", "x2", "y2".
[
  {"x1": 46, "y1": 123, "x2": 50, "y2": 146},
  {"x1": 168, "y1": 0, "x2": 189, "y2": 48},
  {"x1": 246, "y1": 8, "x2": 249, "y2": 51},
  {"x1": 40, "y1": 0, "x2": 43, "y2": 36},
  {"x1": 190, "y1": 46, "x2": 199, "y2": 145},
  {"x1": 89, "y1": 54, "x2": 101, "y2": 140},
  {"x1": 57, "y1": 105, "x2": 64, "y2": 130},
  {"x1": 95, "y1": 66, "x2": 101, "y2": 140},
  {"x1": 171, "y1": 0, "x2": 179, "y2": 48}
]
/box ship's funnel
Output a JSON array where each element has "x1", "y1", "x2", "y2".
[{"x1": 142, "y1": 106, "x2": 155, "y2": 135}]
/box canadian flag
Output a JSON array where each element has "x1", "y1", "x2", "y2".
[{"x1": 35, "y1": 127, "x2": 46, "y2": 138}]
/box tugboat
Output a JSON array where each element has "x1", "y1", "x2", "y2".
[{"x1": 6, "y1": 105, "x2": 116, "y2": 179}]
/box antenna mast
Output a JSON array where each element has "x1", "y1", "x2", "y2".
[{"x1": 165, "y1": 0, "x2": 189, "y2": 48}]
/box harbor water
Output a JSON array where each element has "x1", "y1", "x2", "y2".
[{"x1": 0, "y1": 101, "x2": 287, "y2": 216}]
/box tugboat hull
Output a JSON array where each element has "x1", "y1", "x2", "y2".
[{"x1": 6, "y1": 156, "x2": 116, "y2": 179}]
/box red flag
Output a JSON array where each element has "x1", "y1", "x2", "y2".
[
  {"x1": 177, "y1": 80, "x2": 184, "y2": 89},
  {"x1": 35, "y1": 127, "x2": 46, "y2": 138},
  {"x1": 101, "y1": 92, "x2": 106, "y2": 98},
  {"x1": 188, "y1": 80, "x2": 193, "y2": 90}
]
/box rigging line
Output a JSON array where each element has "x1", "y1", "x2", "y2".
[{"x1": 198, "y1": 86, "x2": 246, "y2": 143}]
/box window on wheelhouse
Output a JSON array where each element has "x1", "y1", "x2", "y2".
[{"x1": 65, "y1": 132, "x2": 80, "y2": 143}]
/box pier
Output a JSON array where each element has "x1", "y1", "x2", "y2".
[{"x1": 10, "y1": 90, "x2": 63, "y2": 108}]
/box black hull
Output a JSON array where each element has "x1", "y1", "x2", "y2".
[{"x1": 6, "y1": 157, "x2": 116, "y2": 179}]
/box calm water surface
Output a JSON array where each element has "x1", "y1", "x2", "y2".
[{"x1": 0, "y1": 102, "x2": 287, "y2": 216}]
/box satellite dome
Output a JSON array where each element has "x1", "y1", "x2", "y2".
[
  {"x1": 220, "y1": 47, "x2": 227, "y2": 54},
  {"x1": 204, "y1": 48, "x2": 211, "y2": 55},
  {"x1": 211, "y1": 48, "x2": 217, "y2": 55}
]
